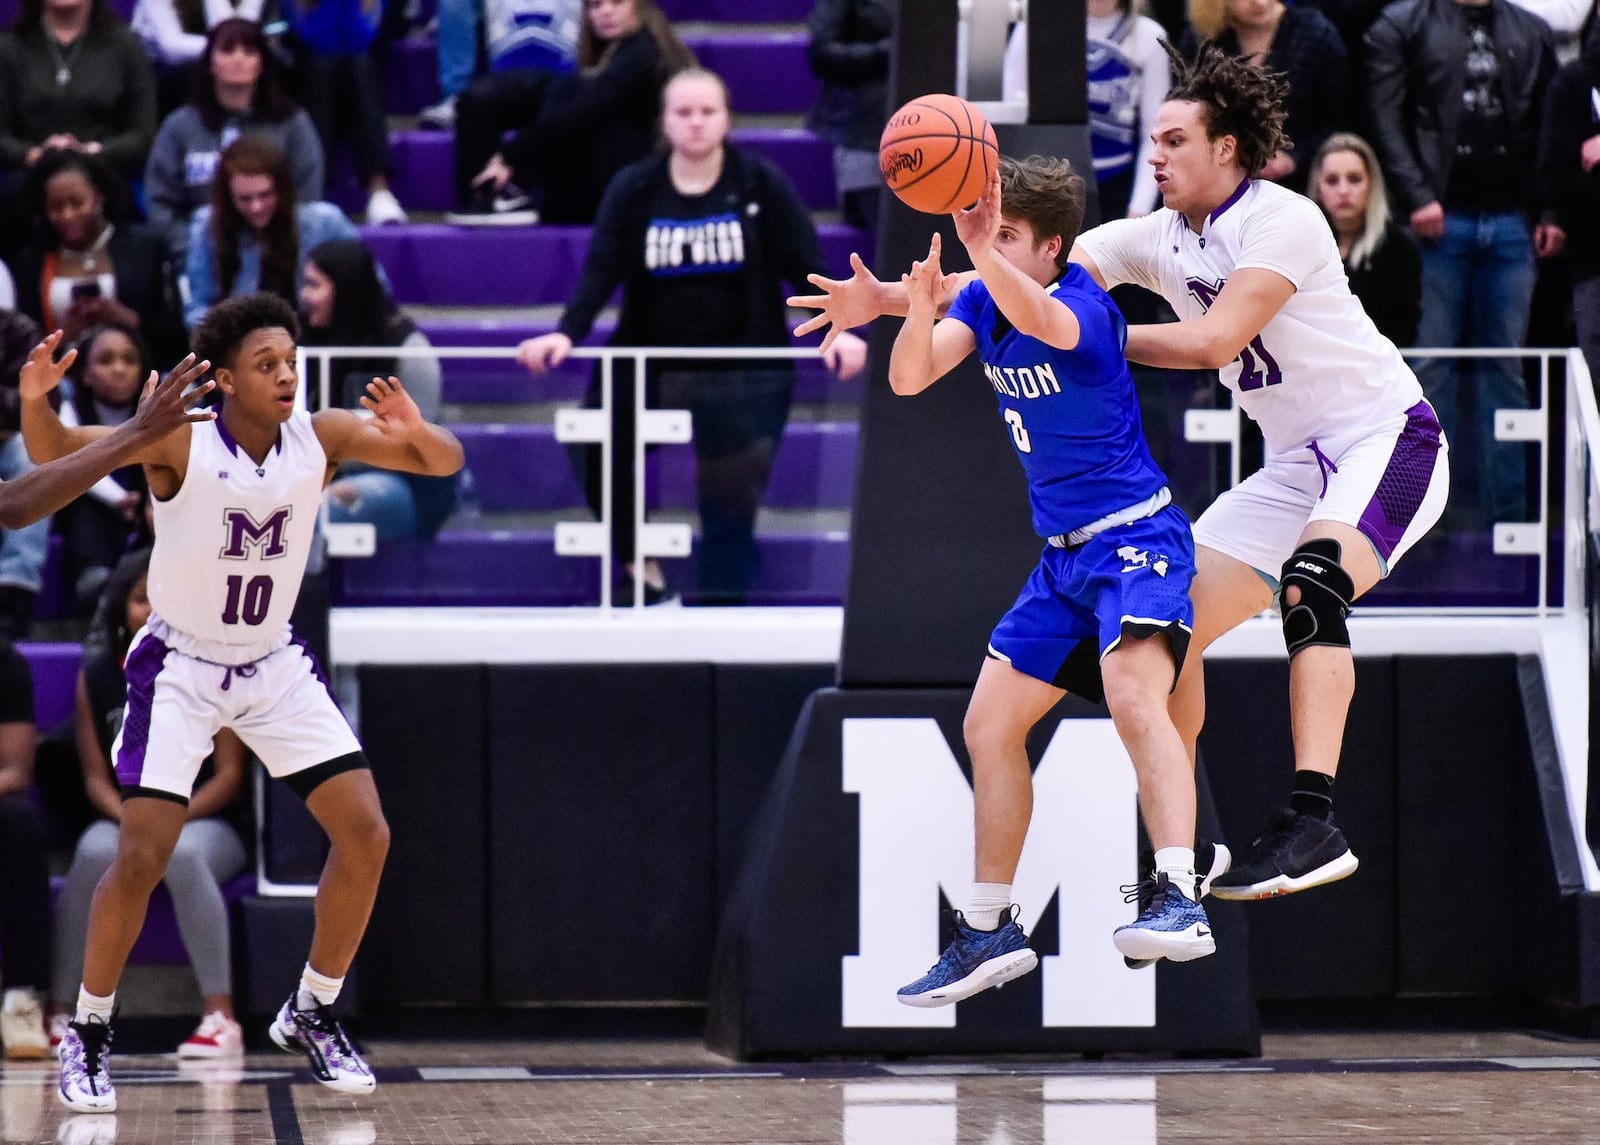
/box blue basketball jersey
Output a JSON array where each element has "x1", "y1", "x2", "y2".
[{"x1": 944, "y1": 264, "x2": 1168, "y2": 539}]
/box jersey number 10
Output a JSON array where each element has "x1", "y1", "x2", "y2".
[{"x1": 221, "y1": 574, "x2": 274, "y2": 625}]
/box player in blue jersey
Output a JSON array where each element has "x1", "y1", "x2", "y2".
[{"x1": 892, "y1": 156, "x2": 1221, "y2": 1008}]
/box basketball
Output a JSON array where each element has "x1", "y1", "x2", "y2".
[{"x1": 878, "y1": 94, "x2": 999, "y2": 214}]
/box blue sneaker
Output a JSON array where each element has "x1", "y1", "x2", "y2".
[
  {"x1": 1113, "y1": 872, "x2": 1215, "y2": 965},
  {"x1": 1123, "y1": 841, "x2": 1230, "y2": 970},
  {"x1": 896, "y1": 908, "x2": 1039, "y2": 1008}
]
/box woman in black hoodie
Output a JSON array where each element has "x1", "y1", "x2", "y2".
[
  {"x1": 1540, "y1": 20, "x2": 1600, "y2": 380},
  {"x1": 517, "y1": 68, "x2": 866, "y2": 604}
]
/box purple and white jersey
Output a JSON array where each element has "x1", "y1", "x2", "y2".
[
  {"x1": 1074, "y1": 178, "x2": 1424, "y2": 461},
  {"x1": 147, "y1": 409, "x2": 325, "y2": 665}
]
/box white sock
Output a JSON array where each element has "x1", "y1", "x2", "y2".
[
  {"x1": 1154, "y1": 846, "x2": 1198, "y2": 901},
  {"x1": 296, "y1": 964, "x2": 344, "y2": 1010},
  {"x1": 966, "y1": 883, "x2": 1013, "y2": 931},
  {"x1": 74, "y1": 986, "x2": 115, "y2": 1026}
]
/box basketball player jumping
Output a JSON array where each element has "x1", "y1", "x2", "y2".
[
  {"x1": 894, "y1": 155, "x2": 1221, "y2": 1009},
  {"x1": 22, "y1": 294, "x2": 465, "y2": 1112},
  {"x1": 794, "y1": 43, "x2": 1449, "y2": 905}
]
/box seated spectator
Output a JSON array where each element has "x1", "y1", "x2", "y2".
[
  {"x1": 0, "y1": 0, "x2": 158, "y2": 257},
  {"x1": 1181, "y1": 0, "x2": 1349, "y2": 192},
  {"x1": 517, "y1": 69, "x2": 866, "y2": 604},
  {"x1": 49, "y1": 547, "x2": 250, "y2": 1059},
  {"x1": 1367, "y1": 0, "x2": 1559, "y2": 526},
  {"x1": 146, "y1": 18, "x2": 326, "y2": 268},
  {"x1": 420, "y1": 0, "x2": 582, "y2": 130},
  {"x1": 279, "y1": 0, "x2": 408, "y2": 224},
  {"x1": 130, "y1": 0, "x2": 269, "y2": 114},
  {"x1": 805, "y1": 0, "x2": 892, "y2": 231},
  {"x1": 184, "y1": 134, "x2": 363, "y2": 329},
  {"x1": 1004, "y1": 0, "x2": 1169, "y2": 219},
  {"x1": 0, "y1": 640, "x2": 51, "y2": 1061},
  {"x1": 300, "y1": 238, "x2": 460, "y2": 540},
  {"x1": 0, "y1": 305, "x2": 51, "y2": 638},
  {"x1": 1541, "y1": 20, "x2": 1600, "y2": 381},
  {"x1": 55, "y1": 322, "x2": 154, "y2": 611},
  {"x1": 12, "y1": 149, "x2": 187, "y2": 367},
  {"x1": 1309, "y1": 132, "x2": 1421, "y2": 347},
  {"x1": 448, "y1": 0, "x2": 695, "y2": 225}
]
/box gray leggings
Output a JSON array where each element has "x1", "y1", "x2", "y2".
[{"x1": 52, "y1": 818, "x2": 248, "y2": 1003}]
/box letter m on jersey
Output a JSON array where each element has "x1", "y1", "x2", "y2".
[
  {"x1": 840, "y1": 718, "x2": 1154, "y2": 1029},
  {"x1": 220, "y1": 506, "x2": 292, "y2": 560}
]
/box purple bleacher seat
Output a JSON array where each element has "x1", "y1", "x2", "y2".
[
  {"x1": 362, "y1": 222, "x2": 870, "y2": 306},
  {"x1": 341, "y1": 128, "x2": 838, "y2": 214},
  {"x1": 18, "y1": 642, "x2": 83, "y2": 733},
  {"x1": 331, "y1": 529, "x2": 850, "y2": 606},
  {"x1": 49, "y1": 873, "x2": 257, "y2": 967},
  {"x1": 658, "y1": 0, "x2": 813, "y2": 22},
  {"x1": 454, "y1": 419, "x2": 856, "y2": 511},
  {"x1": 683, "y1": 32, "x2": 817, "y2": 115}
]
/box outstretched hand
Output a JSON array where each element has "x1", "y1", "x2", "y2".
[
  {"x1": 952, "y1": 166, "x2": 1002, "y2": 259},
  {"x1": 127, "y1": 353, "x2": 215, "y2": 440},
  {"x1": 902, "y1": 233, "x2": 960, "y2": 316},
  {"x1": 789, "y1": 251, "x2": 885, "y2": 353},
  {"x1": 18, "y1": 331, "x2": 76, "y2": 402},
  {"x1": 359, "y1": 376, "x2": 424, "y2": 436}
]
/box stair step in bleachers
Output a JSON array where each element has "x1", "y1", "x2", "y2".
[
  {"x1": 336, "y1": 127, "x2": 838, "y2": 215},
  {"x1": 456, "y1": 419, "x2": 858, "y2": 512},
  {"x1": 359, "y1": 222, "x2": 870, "y2": 306},
  {"x1": 385, "y1": 30, "x2": 816, "y2": 118},
  {"x1": 332, "y1": 528, "x2": 850, "y2": 606}
]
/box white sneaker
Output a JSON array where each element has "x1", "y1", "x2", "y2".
[
  {"x1": 365, "y1": 187, "x2": 409, "y2": 226},
  {"x1": 56, "y1": 1017, "x2": 115, "y2": 1113},
  {"x1": 1, "y1": 988, "x2": 51, "y2": 1060},
  {"x1": 417, "y1": 95, "x2": 456, "y2": 129},
  {"x1": 178, "y1": 1010, "x2": 244, "y2": 1059}
]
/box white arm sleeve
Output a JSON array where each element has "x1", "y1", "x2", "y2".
[
  {"x1": 1232, "y1": 194, "x2": 1329, "y2": 288},
  {"x1": 1074, "y1": 213, "x2": 1167, "y2": 293}
]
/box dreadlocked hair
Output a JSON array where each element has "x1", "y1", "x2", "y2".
[{"x1": 1161, "y1": 38, "x2": 1291, "y2": 177}]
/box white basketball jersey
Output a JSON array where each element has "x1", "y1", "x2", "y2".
[
  {"x1": 1075, "y1": 179, "x2": 1424, "y2": 460},
  {"x1": 147, "y1": 409, "x2": 326, "y2": 665}
]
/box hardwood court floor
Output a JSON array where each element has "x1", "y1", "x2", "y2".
[{"x1": 5, "y1": 1030, "x2": 1600, "y2": 1144}]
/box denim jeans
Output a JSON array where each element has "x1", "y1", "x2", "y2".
[
  {"x1": 436, "y1": 0, "x2": 479, "y2": 97},
  {"x1": 1412, "y1": 210, "x2": 1536, "y2": 526},
  {"x1": 0, "y1": 434, "x2": 50, "y2": 592},
  {"x1": 327, "y1": 470, "x2": 419, "y2": 540}
]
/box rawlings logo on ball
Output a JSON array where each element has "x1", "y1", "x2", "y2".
[{"x1": 881, "y1": 148, "x2": 923, "y2": 182}]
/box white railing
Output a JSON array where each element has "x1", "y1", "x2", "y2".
[
  {"x1": 297, "y1": 343, "x2": 1600, "y2": 617},
  {"x1": 297, "y1": 344, "x2": 826, "y2": 609}
]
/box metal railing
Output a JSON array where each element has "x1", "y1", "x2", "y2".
[
  {"x1": 297, "y1": 343, "x2": 1599, "y2": 616},
  {"x1": 297, "y1": 343, "x2": 829, "y2": 609}
]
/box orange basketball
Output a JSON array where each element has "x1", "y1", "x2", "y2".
[{"x1": 878, "y1": 94, "x2": 999, "y2": 214}]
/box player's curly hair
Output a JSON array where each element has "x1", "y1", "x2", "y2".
[
  {"x1": 1162, "y1": 39, "x2": 1291, "y2": 177},
  {"x1": 999, "y1": 155, "x2": 1086, "y2": 269},
  {"x1": 191, "y1": 292, "x2": 300, "y2": 372}
]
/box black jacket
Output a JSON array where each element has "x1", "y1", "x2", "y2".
[
  {"x1": 805, "y1": 0, "x2": 892, "y2": 153},
  {"x1": 1345, "y1": 222, "x2": 1423, "y2": 348},
  {"x1": 557, "y1": 147, "x2": 825, "y2": 352},
  {"x1": 12, "y1": 222, "x2": 186, "y2": 367},
  {"x1": 1365, "y1": 0, "x2": 1558, "y2": 216},
  {"x1": 1538, "y1": 23, "x2": 1600, "y2": 279}
]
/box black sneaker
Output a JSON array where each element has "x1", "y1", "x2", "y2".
[
  {"x1": 1123, "y1": 839, "x2": 1231, "y2": 969},
  {"x1": 444, "y1": 183, "x2": 539, "y2": 226},
  {"x1": 1208, "y1": 808, "x2": 1358, "y2": 900}
]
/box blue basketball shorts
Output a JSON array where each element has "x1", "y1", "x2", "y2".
[{"x1": 987, "y1": 504, "x2": 1197, "y2": 701}]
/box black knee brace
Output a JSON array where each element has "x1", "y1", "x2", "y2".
[{"x1": 1280, "y1": 538, "x2": 1354, "y2": 658}]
